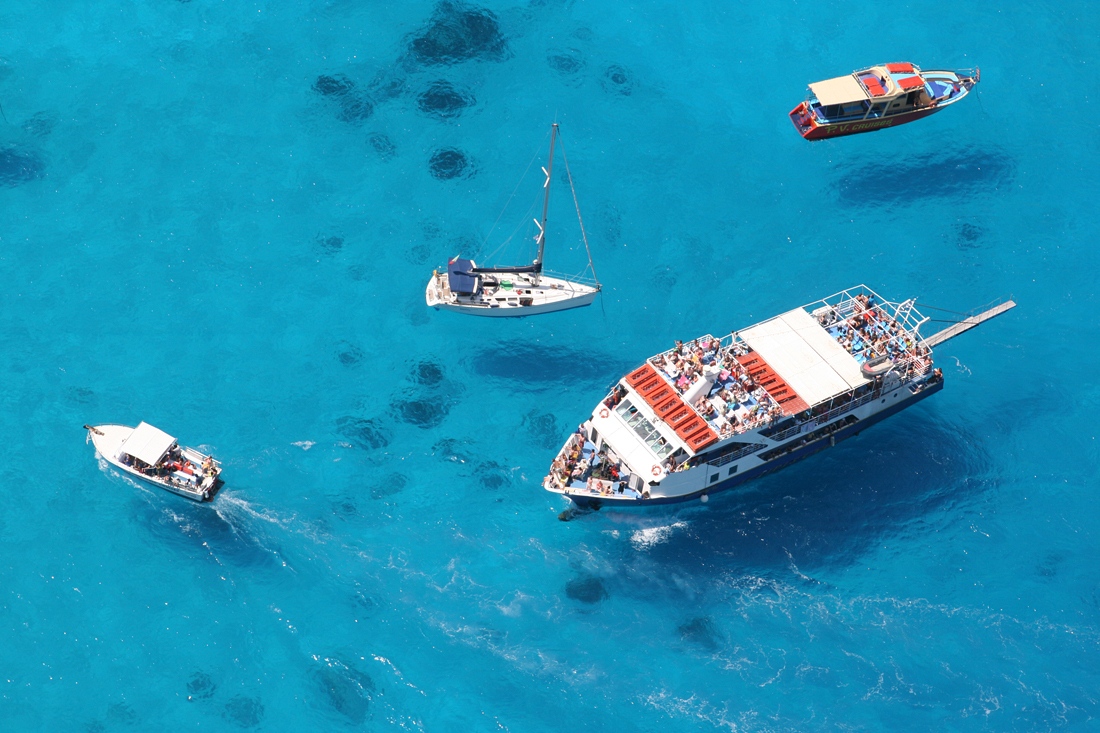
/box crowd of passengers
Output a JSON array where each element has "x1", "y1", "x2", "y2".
[
  {"x1": 648, "y1": 336, "x2": 785, "y2": 438},
  {"x1": 120, "y1": 447, "x2": 218, "y2": 488},
  {"x1": 546, "y1": 425, "x2": 640, "y2": 496},
  {"x1": 815, "y1": 293, "x2": 932, "y2": 372}
]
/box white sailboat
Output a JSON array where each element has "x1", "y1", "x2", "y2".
[{"x1": 425, "y1": 123, "x2": 601, "y2": 317}]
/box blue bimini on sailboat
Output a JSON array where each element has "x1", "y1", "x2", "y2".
[{"x1": 425, "y1": 124, "x2": 601, "y2": 317}]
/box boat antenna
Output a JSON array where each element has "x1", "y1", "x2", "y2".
[
  {"x1": 533, "y1": 123, "x2": 557, "y2": 285},
  {"x1": 558, "y1": 131, "x2": 599, "y2": 289}
]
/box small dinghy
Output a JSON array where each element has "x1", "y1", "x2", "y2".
[
  {"x1": 860, "y1": 355, "x2": 894, "y2": 378},
  {"x1": 86, "y1": 422, "x2": 222, "y2": 502},
  {"x1": 790, "y1": 62, "x2": 979, "y2": 140},
  {"x1": 425, "y1": 123, "x2": 600, "y2": 317}
]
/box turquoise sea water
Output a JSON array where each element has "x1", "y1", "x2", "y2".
[{"x1": 2, "y1": 1, "x2": 1098, "y2": 730}]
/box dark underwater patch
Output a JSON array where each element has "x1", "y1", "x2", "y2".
[
  {"x1": 186, "y1": 671, "x2": 217, "y2": 700},
  {"x1": 391, "y1": 397, "x2": 449, "y2": 429},
  {"x1": 954, "y1": 221, "x2": 985, "y2": 250},
  {"x1": 312, "y1": 74, "x2": 374, "y2": 124},
  {"x1": 475, "y1": 460, "x2": 512, "y2": 490},
  {"x1": 0, "y1": 146, "x2": 44, "y2": 186},
  {"x1": 370, "y1": 472, "x2": 409, "y2": 500},
  {"x1": 314, "y1": 72, "x2": 356, "y2": 96},
  {"x1": 833, "y1": 148, "x2": 1015, "y2": 206},
  {"x1": 22, "y1": 112, "x2": 56, "y2": 137},
  {"x1": 523, "y1": 410, "x2": 561, "y2": 449},
  {"x1": 336, "y1": 341, "x2": 364, "y2": 366},
  {"x1": 336, "y1": 96, "x2": 374, "y2": 124},
  {"x1": 337, "y1": 416, "x2": 391, "y2": 449},
  {"x1": 368, "y1": 132, "x2": 396, "y2": 160},
  {"x1": 428, "y1": 147, "x2": 474, "y2": 180},
  {"x1": 547, "y1": 49, "x2": 585, "y2": 77},
  {"x1": 467, "y1": 340, "x2": 629, "y2": 390},
  {"x1": 313, "y1": 74, "x2": 356, "y2": 97},
  {"x1": 432, "y1": 437, "x2": 474, "y2": 464},
  {"x1": 565, "y1": 575, "x2": 609, "y2": 604},
  {"x1": 677, "y1": 616, "x2": 722, "y2": 651},
  {"x1": 407, "y1": 2, "x2": 508, "y2": 66},
  {"x1": 417, "y1": 80, "x2": 475, "y2": 119},
  {"x1": 410, "y1": 359, "x2": 445, "y2": 386},
  {"x1": 223, "y1": 696, "x2": 264, "y2": 728},
  {"x1": 314, "y1": 658, "x2": 375, "y2": 724},
  {"x1": 317, "y1": 234, "x2": 344, "y2": 254},
  {"x1": 601, "y1": 64, "x2": 634, "y2": 95}
]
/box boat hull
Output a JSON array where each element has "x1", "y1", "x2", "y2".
[
  {"x1": 791, "y1": 104, "x2": 945, "y2": 140},
  {"x1": 558, "y1": 378, "x2": 943, "y2": 509},
  {"x1": 425, "y1": 273, "x2": 599, "y2": 317},
  {"x1": 89, "y1": 424, "x2": 220, "y2": 502}
]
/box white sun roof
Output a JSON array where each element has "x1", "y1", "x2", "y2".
[
  {"x1": 119, "y1": 421, "x2": 176, "y2": 465},
  {"x1": 739, "y1": 308, "x2": 868, "y2": 406},
  {"x1": 809, "y1": 75, "x2": 869, "y2": 106}
]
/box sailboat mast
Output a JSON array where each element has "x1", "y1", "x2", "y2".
[{"x1": 534, "y1": 124, "x2": 557, "y2": 285}]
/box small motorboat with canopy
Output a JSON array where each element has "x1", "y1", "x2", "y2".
[
  {"x1": 86, "y1": 422, "x2": 222, "y2": 502},
  {"x1": 425, "y1": 123, "x2": 600, "y2": 316},
  {"x1": 790, "y1": 62, "x2": 979, "y2": 140}
]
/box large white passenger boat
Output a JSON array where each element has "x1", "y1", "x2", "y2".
[
  {"x1": 543, "y1": 286, "x2": 1013, "y2": 509},
  {"x1": 86, "y1": 422, "x2": 222, "y2": 502}
]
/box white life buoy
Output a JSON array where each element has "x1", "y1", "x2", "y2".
[
  {"x1": 598, "y1": 407, "x2": 609, "y2": 419},
  {"x1": 651, "y1": 465, "x2": 661, "y2": 477}
]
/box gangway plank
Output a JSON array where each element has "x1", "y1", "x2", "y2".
[{"x1": 923, "y1": 300, "x2": 1016, "y2": 348}]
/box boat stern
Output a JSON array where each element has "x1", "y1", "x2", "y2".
[{"x1": 789, "y1": 101, "x2": 819, "y2": 139}]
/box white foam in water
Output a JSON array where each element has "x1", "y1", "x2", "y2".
[
  {"x1": 292, "y1": 440, "x2": 315, "y2": 450},
  {"x1": 630, "y1": 521, "x2": 688, "y2": 550}
]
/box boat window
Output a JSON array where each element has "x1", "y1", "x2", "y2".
[{"x1": 612, "y1": 399, "x2": 676, "y2": 458}]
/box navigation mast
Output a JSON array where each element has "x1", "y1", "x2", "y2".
[{"x1": 533, "y1": 123, "x2": 558, "y2": 286}]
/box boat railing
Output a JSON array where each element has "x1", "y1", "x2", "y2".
[{"x1": 541, "y1": 269, "x2": 599, "y2": 287}]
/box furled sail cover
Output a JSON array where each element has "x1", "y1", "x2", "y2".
[
  {"x1": 447, "y1": 258, "x2": 479, "y2": 295},
  {"x1": 119, "y1": 421, "x2": 176, "y2": 465}
]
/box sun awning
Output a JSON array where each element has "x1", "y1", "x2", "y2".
[
  {"x1": 739, "y1": 308, "x2": 868, "y2": 407},
  {"x1": 809, "y1": 75, "x2": 869, "y2": 106},
  {"x1": 119, "y1": 421, "x2": 176, "y2": 465}
]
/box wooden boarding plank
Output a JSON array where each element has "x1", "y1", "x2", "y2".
[{"x1": 924, "y1": 300, "x2": 1016, "y2": 348}]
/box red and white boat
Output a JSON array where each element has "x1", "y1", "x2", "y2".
[{"x1": 790, "y1": 62, "x2": 979, "y2": 140}]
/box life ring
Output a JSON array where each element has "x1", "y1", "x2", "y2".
[
  {"x1": 651, "y1": 465, "x2": 661, "y2": 477},
  {"x1": 598, "y1": 407, "x2": 610, "y2": 419}
]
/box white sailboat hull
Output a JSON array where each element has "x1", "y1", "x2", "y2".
[{"x1": 425, "y1": 272, "x2": 599, "y2": 317}]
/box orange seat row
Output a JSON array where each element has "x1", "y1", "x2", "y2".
[
  {"x1": 625, "y1": 363, "x2": 718, "y2": 451},
  {"x1": 737, "y1": 352, "x2": 810, "y2": 414}
]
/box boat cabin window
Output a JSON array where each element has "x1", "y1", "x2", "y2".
[
  {"x1": 613, "y1": 399, "x2": 675, "y2": 458},
  {"x1": 821, "y1": 101, "x2": 868, "y2": 120},
  {"x1": 868, "y1": 101, "x2": 888, "y2": 117}
]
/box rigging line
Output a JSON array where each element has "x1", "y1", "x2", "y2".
[
  {"x1": 558, "y1": 134, "x2": 599, "y2": 286},
  {"x1": 475, "y1": 128, "x2": 552, "y2": 261},
  {"x1": 916, "y1": 296, "x2": 1008, "y2": 319},
  {"x1": 481, "y1": 197, "x2": 539, "y2": 264}
]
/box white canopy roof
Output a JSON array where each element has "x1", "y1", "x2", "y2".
[
  {"x1": 809, "y1": 75, "x2": 869, "y2": 106},
  {"x1": 119, "y1": 421, "x2": 176, "y2": 465},
  {"x1": 739, "y1": 308, "x2": 868, "y2": 407}
]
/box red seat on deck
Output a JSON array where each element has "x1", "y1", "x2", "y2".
[
  {"x1": 862, "y1": 77, "x2": 885, "y2": 96},
  {"x1": 899, "y1": 75, "x2": 925, "y2": 91},
  {"x1": 886, "y1": 62, "x2": 915, "y2": 74},
  {"x1": 626, "y1": 364, "x2": 659, "y2": 387}
]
